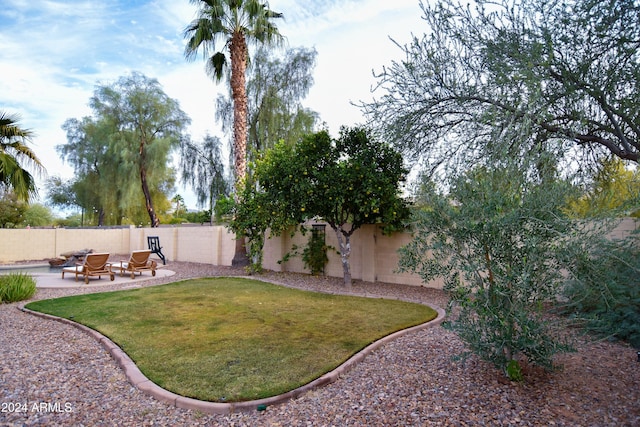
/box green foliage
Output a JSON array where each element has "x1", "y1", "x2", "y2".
[
  {"x1": 184, "y1": 209, "x2": 213, "y2": 224},
  {"x1": 213, "y1": 195, "x2": 234, "y2": 223},
  {"x1": 0, "y1": 272, "x2": 37, "y2": 303},
  {"x1": 184, "y1": 0, "x2": 285, "y2": 83},
  {"x1": 235, "y1": 127, "x2": 409, "y2": 284},
  {"x1": 230, "y1": 172, "x2": 298, "y2": 273},
  {"x1": 566, "y1": 157, "x2": 640, "y2": 218},
  {"x1": 54, "y1": 213, "x2": 83, "y2": 228},
  {"x1": 57, "y1": 72, "x2": 189, "y2": 227},
  {"x1": 505, "y1": 360, "x2": 523, "y2": 382},
  {"x1": 560, "y1": 228, "x2": 640, "y2": 348},
  {"x1": 0, "y1": 191, "x2": 27, "y2": 228},
  {"x1": 166, "y1": 217, "x2": 186, "y2": 225},
  {"x1": 399, "y1": 163, "x2": 576, "y2": 378},
  {"x1": 302, "y1": 228, "x2": 329, "y2": 275},
  {"x1": 23, "y1": 203, "x2": 53, "y2": 227},
  {"x1": 0, "y1": 111, "x2": 44, "y2": 202},
  {"x1": 216, "y1": 46, "x2": 319, "y2": 162},
  {"x1": 179, "y1": 134, "x2": 229, "y2": 222},
  {"x1": 363, "y1": 0, "x2": 640, "y2": 176}
]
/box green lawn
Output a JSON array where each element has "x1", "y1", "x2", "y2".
[{"x1": 26, "y1": 277, "x2": 437, "y2": 402}]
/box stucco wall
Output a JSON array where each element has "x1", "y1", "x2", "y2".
[{"x1": 1, "y1": 218, "x2": 636, "y2": 289}]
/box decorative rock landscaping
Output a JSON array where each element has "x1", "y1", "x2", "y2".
[{"x1": 1, "y1": 261, "x2": 638, "y2": 426}]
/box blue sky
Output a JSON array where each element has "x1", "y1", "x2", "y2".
[{"x1": 1, "y1": 0, "x2": 424, "y2": 209}]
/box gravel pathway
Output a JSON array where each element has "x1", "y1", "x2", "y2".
[{"x1": 1, "y1": 261, "x2": 639, "y2": 426}]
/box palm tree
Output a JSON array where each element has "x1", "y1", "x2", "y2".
[
  {"x1": 184, "y1": 0, "x2": 284, "y2": 266},
  {"x1": 0, "y1": 111, "x2": 45, "y2": 202},
  {"x1": 172, "y1": 194, "x2": 185, "y2": 217}
]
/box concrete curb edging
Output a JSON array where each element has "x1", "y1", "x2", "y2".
[{"x1": 19, "y1": 297, "x2": 445, "y2": 414}]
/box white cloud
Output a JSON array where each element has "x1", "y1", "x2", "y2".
[{"x1": 1, "y1": 0, "x2": 426, "y2": 208}]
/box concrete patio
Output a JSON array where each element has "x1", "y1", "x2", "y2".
[{"x1": 4, "y1": 263, "x2": 176, "y2": 289}]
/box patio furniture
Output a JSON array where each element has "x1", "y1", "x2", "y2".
[
  {"x1": 61, "y1": 252, "x2": 114, "y2": 284},
  {"x1": 114, "y1": 250, "x2": 157, "y2": 279},
  {"x1": 147, "y1": 236, "x2": 166, "y2": 265}
]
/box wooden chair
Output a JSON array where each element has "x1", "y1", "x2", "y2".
[
  {"x1": 114, "y1": 250, "x2": 157, "y2": 279},
  {"x1": 61, "y1": 252, "x2": 114, "y2": 284},
  {"x1": 147, "y1": 236, "x2": 166, "y2": 265}
]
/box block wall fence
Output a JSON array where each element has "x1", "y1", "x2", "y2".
[{"x1": 1, "y1": 218, "x2": 637, "y2": 289}]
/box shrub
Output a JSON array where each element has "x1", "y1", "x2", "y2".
[
  {"x1": 0, "y1": 272, "x2": 37, "y2": 303},
  {"x1": 399, "y1": 164, "x2": 575, "y2": 380},
  {"x1": 302, "y1": 228, "x2": 329, "y2": 275},
  {"x1": 560, "y1": 230, "x2": 640, "y2": 348}
]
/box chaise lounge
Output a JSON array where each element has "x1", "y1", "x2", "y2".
[
  {"x1": 61, "y1": 252, "x2": 115, "y2": 284},
  {"x1": 113, "y1": 249, "x2": 157, "y2": 279}
]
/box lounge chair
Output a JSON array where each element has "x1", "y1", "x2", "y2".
[
  {"x1": 61, "y1": 252, "x2": 115, "y2": 284},
  {"x1": 114, "y1": 250, "x2": 157, "y2": 279}
]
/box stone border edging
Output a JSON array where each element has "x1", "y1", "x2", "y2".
[{"x1": 19, "y1": 288, "x2": 445, "y2": 414}]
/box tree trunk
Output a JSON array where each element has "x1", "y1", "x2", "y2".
[
  {"x1": 332, "y1": 225, "x2": 352, "y2": 288},
  {"x1": 138, "y1": 136, "x2": 159, "y2": 227},
  {"x1": 140, "y1": 165, "x2": 159, "y2": 227},
  {"x1": 98, "y1": 208, "x2": 105, "y2": 227},
  {"x1": 230, "y1": 32, "x2": 250, "y2": 267}
]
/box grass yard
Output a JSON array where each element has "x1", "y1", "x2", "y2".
[{"x1": 25, "y1": 277, "x2": 437, "y2": 402}]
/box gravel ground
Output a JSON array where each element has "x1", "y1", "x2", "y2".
[{"x1": 1, "y1": 260, "x2": 639, "y2": 426}]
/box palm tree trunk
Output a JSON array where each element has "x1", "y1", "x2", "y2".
[{"x1": 230, "y1": 32, "x2": 250, "y2": 267}]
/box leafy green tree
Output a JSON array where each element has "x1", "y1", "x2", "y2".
[
  {"x1": 58, "y1": 73, "x2": 189, "y2": 227},
  {"x1": 58, "y1": 117, "x2": 112, "y2": 225},
  {"x1": 567, "y1": 157, "x2": 640, "y2": 218},
  {"x1": 184, "y1": 0, "x2": 285, "y2": 266},
  {"x1": 45, "y1": 176, "x2": 78, "y2": 212},
  {"x1": 229, "y1": 176, "x2": 279, "y2": 272},
  {"x1": 179, "y1": 134, "x2": 229, "y2": 224},
  {"x1": 363, "y1": 0, "x2": 640, "y2": 176},
  {"x1": 0, "y1": 111, "x2": 45, "y2": 202},
  {"x1": 216, "y1": 46, "x2": 319, "y2": 163},
  {"x1": 0, "y1": 191, "x2": 27, "y2": 228},
  {"x1": 184, "y1": 209, "x2": 213, "y2": 224},
  {"x1": 23, "y1": 203, "x2": 53, "y2": 227},
  {"x1": 399, "y1": 161, "x2": 576, "y2": 379},
  {"x1": 236, "y1": 127, "x2": 409, "y2": 285},
  {"x1": 46, "y1": 175, "x2": 106, "y2": 226},
  {"x1": 90, "y1": 72, "x2": 188, "y2": 227}
]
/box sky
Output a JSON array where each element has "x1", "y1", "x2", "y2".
[{"x1": 1, "y1": 0, "x2": 426, "y2": 210}]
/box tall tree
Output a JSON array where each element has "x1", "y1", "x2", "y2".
[
  {"x1": 0, "y1": 111, "x2": 45, "y2": 202},
  {"x1": 58, "y1": 117, "x2": 112, "y2": 226},
  {"x1": 58, "y1": 73, "x2": 189, "y2": 226},
  {"x1": 180, "y1": 134, "x2": 229, "y2": 224},
  {"x1": 45, "y1": 176, "x2": 99, "y2": 226},
  {"x1": 362, "y1": 0, "x2": 640, "y2": 177},
  {"x1": 89, "y1": 72, "x2": 189, "y2": 227},
  {"x1": 184, "y1": 0, "x2": 284, "y2": 265},
  {"x1": 216, "y1": 46, "x2": 319, "y2": 163}
]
